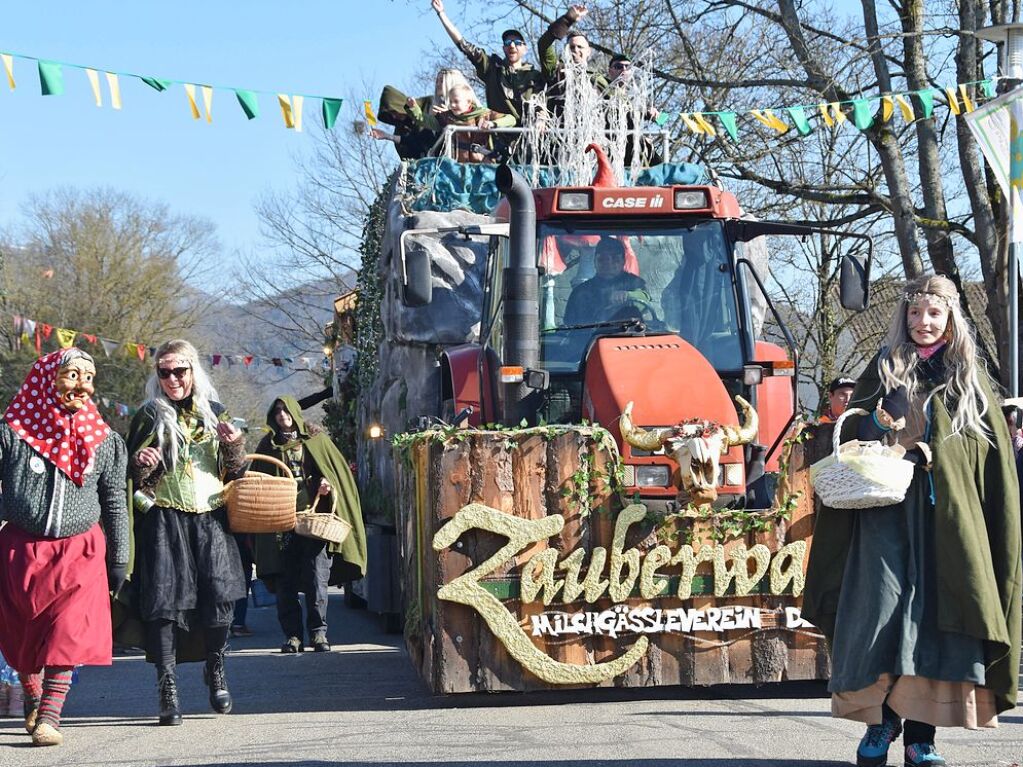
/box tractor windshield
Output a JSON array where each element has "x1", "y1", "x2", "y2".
[{"x1": 537, "y1": 221, "x2": 743, "y2": 373}]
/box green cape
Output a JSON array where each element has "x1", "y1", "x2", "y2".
[
  {"x1": 802, "y1": 352, "x2": 1022, "y2": 713},
  {"x1": 251, "y1": 396, "x2": 367, "y2": 586}
]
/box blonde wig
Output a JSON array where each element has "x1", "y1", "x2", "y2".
[
  {"x1": 878, "y1": 274, "x2": 990, "y2": 440},
  {"x1": 142, "y1": 339, "x2": 221, "y2": 469}
]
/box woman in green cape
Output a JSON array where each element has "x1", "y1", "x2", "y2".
[{"x1": 803, "y1": 275, "x2": 1021, "y2": 767}]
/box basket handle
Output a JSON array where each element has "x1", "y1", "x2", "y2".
[
  {"x1": 300, "y1": 492, "x2": 337, "y2": 516},
  {"x1": 244, "y1": 453, "x2": 294, "y2": 480},
  {"x1": 831, "y1": 407, "x2": 869, "y2": 460}
]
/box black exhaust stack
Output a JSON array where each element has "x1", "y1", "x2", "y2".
[{"x1": 495, "y1": 165, "x2": 539, "y2": 425}]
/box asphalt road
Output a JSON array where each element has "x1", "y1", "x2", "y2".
[{"x1": 1, "y1": 589, "x2": 1020, "y2": 767}]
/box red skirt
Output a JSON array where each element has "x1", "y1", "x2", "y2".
[{"x1": 0, "y1": 523, "x2": 112, "y2": 672}]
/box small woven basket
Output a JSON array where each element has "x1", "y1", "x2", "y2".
[
  {"x1": 225, "y1": 454, "x2": 298, "y2": 533},
  {"x1": 294, "y1": 496, "x2": 351, "y2": 545},
  {"x1": 809, "y1": 407, "x2": 915, "y2": 510}
]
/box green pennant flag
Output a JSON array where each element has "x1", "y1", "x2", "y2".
[
  {"x1": 38, "y1": 60, "x2": 63, "y2": 96},
  {"x1": 235, "y1": 89, "x2": 260, "y2": 120},
  {"x1": 851, "y1": 98, "x2": 874, "y2": 130},
  {"x1": 785, "y1": 106, "x2": 812, "y2": 135},
  {"x1": 980, "y1": 79, "x2": 996, "y2": 99},
  {"x1": 654, "y1": 110, "x2": 671, "y2": 127},
  {"x1": 322, "y1": 97, "x2": 342, "y2": 130},
  {"x1": 717, "y1": 112, "x2": 738, "y2": 141},
  {"x1": 914, "y1": 89, "x2": 934, "y2": 119},
  {"x1": 140, "y1": 76, "x2": 172, "y2": 92}
]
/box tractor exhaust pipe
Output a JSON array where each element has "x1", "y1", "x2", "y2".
[{"x1": 495, "y1": 165, "x2": 539, "y2": 425}]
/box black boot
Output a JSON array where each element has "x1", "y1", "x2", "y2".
[
  {"x1": 156, "y1": 666, "x2": 182, "y2": 726},
  {"x1": 203, "y1": 650, "x2": 232, "y2": 714}
]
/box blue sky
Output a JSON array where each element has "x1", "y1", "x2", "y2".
[{"x1": 0, "y1": 0, "x2": 510, "y2": 279}]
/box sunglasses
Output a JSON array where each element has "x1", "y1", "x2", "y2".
[
  {"x1": 157, "y1": 366, "x2": 191, "y2": 380},
  {"x1": 503, "y1": 39, "x2": 526, "y2": 47}
]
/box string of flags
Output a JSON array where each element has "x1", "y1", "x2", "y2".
[
  {"x1": 9, "y1": 314, "x2": 331, "y2": 374},
  {"x1": 0, "y1": 48, "x2": 344, "y2": 131},
  {"x1": 669, "y1": 79, "x2": 996, "y2": 141}
]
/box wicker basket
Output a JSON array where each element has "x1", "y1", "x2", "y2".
[
  {"x1": 294, "y1": 496, "x2": 351, "y2": 545},
  {"x1": 225, "y1": 454, "x2": 298, "y2": 533},
  {"x1": 809, "y1": 407, "x2": 915, "y2": 509}
]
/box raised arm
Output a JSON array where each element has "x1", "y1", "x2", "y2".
[
  {"x1": 432, "y1": 0, "x2": 463, "y2": 46},
  {"x1": 538, "y1": 5, "x2": 587, "y2": 78}
]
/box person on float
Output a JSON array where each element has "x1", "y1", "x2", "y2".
[
  {"x1": 0, "y1": 348, "x2": 129, "y2": 747},
  {"x1": 252, "y1": 395, "x2": 366, "y2": 654},
  {"x1": 126, "y1": 339, "x2": 247, "y2": 726},
  {"x1": 818, "y1": 376, "x2": 857, "y2": 424},
  {"x1": 803, "y1": 275, "x2": 1021, "y2": 767}
]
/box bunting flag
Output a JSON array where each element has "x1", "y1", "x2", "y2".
[
  {"x1": 201, "y1": 84, "x2": 213, "y2": 123},
  {"x1": 278, "y1": 94, "x2": 303, "y2": 130},
  {"x1": 718, "y1": 112, "x2": 738, "y2": 141},
  {"x1": 944, "y1": 87, "x2": 960, "y2": 116},
  {"x1": 55, "y1": 328, "x2": 77, "y2": 348},
  {"x1": 958, "y1": 83, "x2": 975, "y2": 113},
  {"x1": 79, "y1": 332, "x2": 97, "y2": 345},
  {"x1": 106, "y1": 72, "x2": 122, "y2": 109},
  {"x1": 322, "y1": 98, "x2": 342, "y2": 130},
  {"x1": 38, "y1": 60, "x2": 63, "y2": 96},
  {"x1": 915, "y1": 89, "x2": 934, "y2": 119},
  {"x1": 786, "y1": 106, "x2": 811, "y2": 135},
  {"x1": 880, "y1": 96, "x2": 894, "y2": 122},
  {"x1": 235, "y1": 89, "x2": 259, "y2": 120},
  {"x1": 851, "y1": 99, "x2": 873, "y2": 130},
  {"x1": 134, "y1": 343, "x2": 147, "y2": 361},
  {"x1": 40, "y1": 323, "x2": 53, "y2": 339},
  {"x1": 363, "y1": 100, "x2": 377, "y2": 128},
  {"x1": 184, "y1": 83, "x2": 201, "y2": 120},
  {"x1": 895, "y1": 94, "x2": 915, "y2": 122},
  {"x1": 86, "y1": 68, "x2": 103, "y2": 107},
  {"x1": 212, "y1": 353, "x2": 223, "y2": 366},
  {"x1": 100, "y1": 338, "x2": 120, "y2": 357},
  {"x1": 750, "y1": 109, "x2": 788, "y2": 134},
  {"x1": 2, "y1": 53, "x2": 14, "y2": 89}
]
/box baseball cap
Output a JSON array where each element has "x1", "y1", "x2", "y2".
[
  {"x1": 501, "y1": 29, "x2": 526, "y2": 44},
  {"x1": 610, "y1": 53, "x2": 632, "y2": 65},
  {"x1": 828, "y1": 376, "x2": 856, "y2": 394}
]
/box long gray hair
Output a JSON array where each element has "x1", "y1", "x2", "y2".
[
  {"x1": 878, "y1": 274, "x2": 990, "y2": 440},
  {"x1": 142, "y1": 339, "x2": 221, "y2": 469}
]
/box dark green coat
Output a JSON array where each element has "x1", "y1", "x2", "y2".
[
  {"x1": 803, "y1": 352, "x2": 1022, "y2": 713},
  {"x1": 251, "y1": 396, "x2": 367, "y2": 585}
]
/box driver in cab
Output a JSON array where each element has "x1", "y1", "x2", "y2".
[{"x1": 563, "y1": 237, "x2": 649, "y2": 326}]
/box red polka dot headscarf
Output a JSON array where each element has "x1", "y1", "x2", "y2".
[{"x1": 3, "y1": 348, "x2": 111, "y2": 486}]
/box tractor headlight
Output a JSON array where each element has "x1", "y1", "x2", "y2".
[{"x1": 635, "y1": 465, "x2": 671, "y2": 487}]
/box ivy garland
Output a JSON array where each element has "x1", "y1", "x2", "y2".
[
  {"x1": 392, "y1": 421, "x2": 810, "y2": 544},
  {"x1": 353, "y1": 177, "x2": 393, "y2": 398}
]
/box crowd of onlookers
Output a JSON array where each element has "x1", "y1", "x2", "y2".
[{"x1": 371, "y1": 2, "x2": 661, "y2": 164}]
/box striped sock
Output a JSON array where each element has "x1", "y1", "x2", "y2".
[
  {"x1": 36, "y1": 667, "x2": 73, "y2": 729},
  {"x1": 18, "y1": 672, "x2": 42, "y2": 711}
]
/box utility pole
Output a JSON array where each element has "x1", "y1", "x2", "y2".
[{"x1": 977, "y1": 24, "x2": 1023, "y2": 396}]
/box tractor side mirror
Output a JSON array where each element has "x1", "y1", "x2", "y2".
[
  {"x1": 401, "y1": 243, "x2": 433, "y2": 307},
  {"x1": 839, "y1": 254, "x2": 869, "y2": 311}
]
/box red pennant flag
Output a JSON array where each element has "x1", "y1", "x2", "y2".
[
  {"x1": 80, "y1": 332, "x2": 97, "y2": 345},
  {"x1": 243, "y1": 355, "x2": 254, "y2": 367},
  {"x1": 135, "y1": 343, "x2": 146, "y2": 361},
  {"x1": 40, "y1": 323, "x2": 53, "y2": 339}
]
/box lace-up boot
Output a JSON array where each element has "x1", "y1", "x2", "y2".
[
  {"x1": 904, "y1": 743, "x2": 946, "y2": 766},
  {"x1": 156, "y1": 666, "x2": 182, "y2": 726},
  {"x1": 203, "y1": 650, "x2": 232, "y2": 714},
  {"x1": 856, "y1": 713, "x2": 902, "y2": 767}
]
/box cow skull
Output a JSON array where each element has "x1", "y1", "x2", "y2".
[{"x1": 620, "y1": 397, "x2": 758, "y2": 506}]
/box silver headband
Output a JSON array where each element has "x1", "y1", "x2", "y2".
[{"x1": 903, "y1": 291, "x2": 956, "y2": 309}]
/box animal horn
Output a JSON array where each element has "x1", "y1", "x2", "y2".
[
  {"x1": 620, "y1": 401, "x2": 672, "y2": 451},
  {"x1": 722, "y1": 395, "x2": 758, "y2": 447}
]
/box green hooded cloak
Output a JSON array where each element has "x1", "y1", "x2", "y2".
[
  {"x1": 802, "y1": 352, "x2": 1022, "y2": 714},
  {"x1": 251, "y1": 396, "x2": 367, "y2": 586}
]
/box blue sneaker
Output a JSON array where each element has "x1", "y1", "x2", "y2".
[
  {"x1": 904, "y1": 743, "x2": 946, "y2": 766},
  {"x1": 856, "y1": 716, "x2": 903, "y2": 767}
]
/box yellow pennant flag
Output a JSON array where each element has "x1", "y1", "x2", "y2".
[
  {"x1": 819, "y1": 103, "x2": 834, "y2": 127},
  {"x1": 881, "y1": 96, "x2": 894, "y2": 122},
  {"x1": 679, "y1": 113, "x2": 704, "y2": 134},
  {"x1": 363, "y1": 99, "x2": 377, "y2": 127},
  {"x1": 944, "y1": 87, "x2": 960, "y2": 116},
  {"x1": 292, "y1": 94, "x2": 304, "y2": 132},
  {"x1": 829, "y1": 103, "x2": 846, "y2": 124},
  {"x1": 85, "y1": 68, "x2": 103, "y2": 107},
  {"x1": 55, "y1": 328, "x2": 77, "y2": 349},
  {"x1": 751, "y1": 109, "x2": 788, "y2": 134},
  {"x1": 693, "y1": 113, "x2": 717, "y2": 136},
  {"x1": 201, "y1": 85, "x2": 213, "y2": 123},
  {"x1": 106, "y1": 72, "x2": 122, "y2": 110},
  {"x1": 184, "y1": 83, "x2": 201, "y2": 120},
  {"x1": 278, "y1": 94, "x2": 295, "y2": 128},
  {"x1": 958, "y1": 83, "x2": 974, "y2": 113},
  {"x1": 895, "y1": 94, "x2": 915, "y2": 122},
  {"x1": 1, "y1": 53, "x2": 14, "y2": 90}
]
